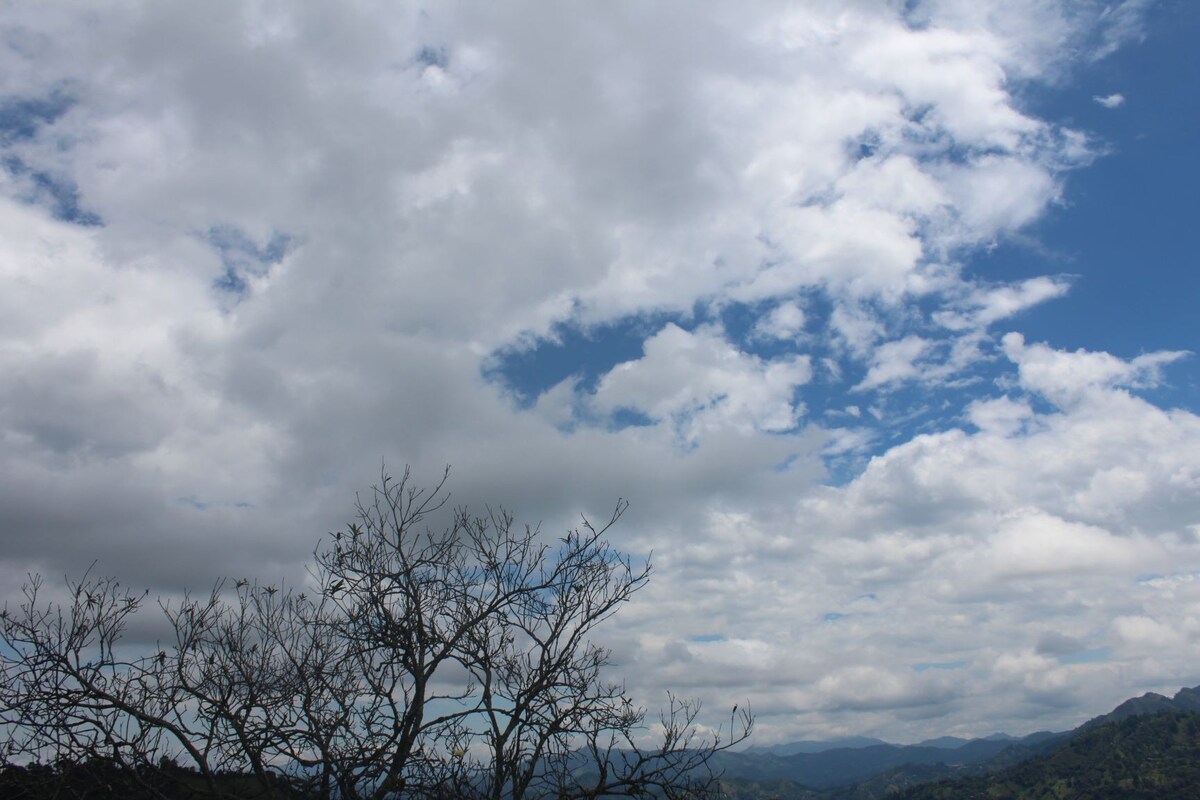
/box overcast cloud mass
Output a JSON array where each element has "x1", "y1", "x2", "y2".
[{"x1": 1, "y1": 0, "x2": 1198, "y2": 744}]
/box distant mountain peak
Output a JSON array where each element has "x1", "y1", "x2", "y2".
[
  {"x1": 1079, "y1": 683, "x2": 1200, "y2": 731},
  {"x1": 1172, "y1": 685, "x2": 1200, "y2": 709}
]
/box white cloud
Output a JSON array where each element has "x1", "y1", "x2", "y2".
[
  {"x1": 854, "y1": 336, "x2": 933, "y2": 391},
  {"x1": 822, "y1": 426, "x2": 875, "y2": 458},
  {"x1": 936, "y1": 154, "x2": 1061, "y2": 242},
  {"x1": 754, "y1": 301, "x2": 807, "y2": 341},
  {"x1": 1094, "y1": 92, "x2": 1126, "y2": 109},
  {"x1": 937, "y1": 276, "x2": 1072, "y2": 331},
  {"x1": 1003, "y1": 333, "x2": 1190, "y2": 406},
  {"x1": 966, "y1": 510, "x2": 1155, "y2": 579},
  {"x1": 591, "y1": 324, "x2": 811, "y2": 440},
  {"x1": 816, "y1": 665, "x2": 956, "y2": 713},
  {"x1": 725, "y1": 346, "x2": 1200, "y2": 736},
  {"x1": 967, "y1": 396, "x2": 1036, "y2": 437},
  {"x1": 830, "y1": 303, "x2": 886, "y2": 358},
  {"x1": 1113, "y1": 615, "x2": 1183, "y2": 649}
]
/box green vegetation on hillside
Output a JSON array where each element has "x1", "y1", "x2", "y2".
[{"x1": 898, "y1": 711, "x2": 1200, "y2": 800}]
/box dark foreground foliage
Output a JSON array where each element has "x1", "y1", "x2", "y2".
[{"x1": 0, "y1": 757, "x2": 308, "y2": 800}]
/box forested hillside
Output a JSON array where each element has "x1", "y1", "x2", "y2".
[{"x1": 898, "y1": 711, "x2": 1200, "y2": 800}]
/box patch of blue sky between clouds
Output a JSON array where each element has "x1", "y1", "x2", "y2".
[
  {"x1": 484, "y1": 311, "x2": 678, "y2": 408},
  {"x1": 177, "y1": 496, "x2": 254, "y2": 512},
  {"x1": 209, "y1": 225, "x2": 296, "y2": 299},
  {"x1": 0, "y1": 88, "x2": 74, "y2": 144},
  {"x1": 965, "y1": 3, "x2": 1200, "y2": 412},
  {"x1": 415, "y1": 45, "x2": 449, "y2": 71},
  {"x1": 0, "y1": 89, "x2": 102, "y2": 226},
  {"x1": 2, "y1": 156, "x2": 101, "y2": 226}
]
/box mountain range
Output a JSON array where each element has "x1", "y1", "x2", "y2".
[
  {"x1": 718, "y1": 685, "x2": 1200, "y2": 799},
  {"x1": 898, "y1": 709, "x2": 1200, "y2": 799}
]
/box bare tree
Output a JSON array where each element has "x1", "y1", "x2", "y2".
[{"x1": 0, "y1": 468, "x2": 751, "y2": 799}]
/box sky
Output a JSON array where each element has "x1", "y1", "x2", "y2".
[{"x1": 0, "y1": 0, "x2": 1198, "y2": 745}]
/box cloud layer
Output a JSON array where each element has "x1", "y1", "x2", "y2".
[{"x1": 0, "y1": 0, "x2": 1194, "y2": 743}]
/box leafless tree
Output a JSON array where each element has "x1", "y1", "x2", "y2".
[{"x1": 0, "y1": 468, "x2": 751, "y2": 799}]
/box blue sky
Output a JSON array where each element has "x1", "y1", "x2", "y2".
[
  {"x1": 0, "y1": 0, "x2": 1198, "y2": 745},
  {"x1": 989, "y1": 1, "x2": 1197, "y2": 368}
]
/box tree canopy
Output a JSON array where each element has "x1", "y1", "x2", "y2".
[{"x1": 0, "y1": 468, "x2": 750, "y2": 799}]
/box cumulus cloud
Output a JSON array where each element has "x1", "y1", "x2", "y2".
[
  {"x1": 959, "y1": 510, "x2": 1156, "y2": 580},
  {"x1": 753, "y1": 301, "x2": 807, "y2": 341},
  {"x1": 590, "y1": 324, "x2": 811, "y2": 440},
  {"x1": 1003, "y1": 332, "x2": 1190, "y2": 406},
  {"x1": 1094, "y1": 92, "x2": 1126, "y2": 108},
  {"x1": 854, "y1": 336, "x2": 933, "y2": 391}
]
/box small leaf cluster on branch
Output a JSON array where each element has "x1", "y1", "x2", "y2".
[{"x1": 0, "y1": 467, "x2": 752, "y2": 799}]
